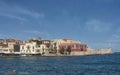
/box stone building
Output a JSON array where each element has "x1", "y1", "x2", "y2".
[{"x1": 51, "y1": 38, "x2": 88, "y2": 54}]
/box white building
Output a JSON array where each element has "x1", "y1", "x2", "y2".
[
  {"x1": 20, "y1": 42, "x2": 48, "y2": 55},
  {"x1": 0, "y1": 48, "x2": 10, "y2": 54},
  {"x1": 20, "y1": 42, "x2": 37, "y2": 54}
]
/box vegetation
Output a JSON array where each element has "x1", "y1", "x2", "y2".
[
  {"x1": 59, "y1": 47, "x2": 65, "y2": 54},
  {"x1": 49, "y1": 45, "x2": 57, "y2": 54},
  {"x1": 66, "y1": 46, "x2": 71, "y2": 55},
  {"x1": 28, "y1": 39, "x2": 42, "y2": 46}
]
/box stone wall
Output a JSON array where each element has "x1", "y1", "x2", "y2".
[{"x1": 71, "y1": 48, "x2": 113, "y2": 56}]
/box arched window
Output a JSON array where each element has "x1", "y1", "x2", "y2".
[
  {"x1": 22, "y1": 46, "x2": 24, "y2": 49},
  {"x1": 33, "y1": 46, "x2": 34, "y2": 49},
  {"x1": 27, "y1": 45, "x2": 30, "y2": 50}
]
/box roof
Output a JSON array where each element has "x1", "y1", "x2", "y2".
[{"x1": 61, "y1": 42, "x2": 81, "y2": 44}]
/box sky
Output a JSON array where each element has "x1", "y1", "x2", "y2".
[{"x1": 0, "y1": 0, "x2": 120, "y2": 52}]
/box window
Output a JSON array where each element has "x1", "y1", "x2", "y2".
[
  {"x1": 27, "y1": 45, "x2": 30, "y2": 50},
  {"x1": 33, "y1": 46, "x2": 34, "y2": 49},
  {"x1": 71, "y1": 45, "x2": 74, "y2": 48},
  {"x1": 22, "y1": 46, "x2": 24, "y2": 49}
]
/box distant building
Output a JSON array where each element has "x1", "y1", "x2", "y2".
[
  {"x1": 59, "y1": 43, "x2": 87, "y2": 52},
  {"x1": 8, "y1": 42, "x2": 16, "y2": 53},
  {"x1": 39, "y1": 44, "x2": 48, "y2": 54},
  {"x1": 0, "y1": 38, "x2": 5, "y2": 43},
  {"x1": 20, "y1": 41, "x2": 50, "y2": 55},
  {"x1": 52, "y1": 38, "x2": 87, "y2": 54},
  {"x1": 0, "y1": 43, "x2": 8, "y2": 48},
  {"x1": 41, "y1": 40, "x2": 50, "y2": 48},
  {"x1": 20, "y1": 42, "x2": 36, "y2": 54},
  {"x1": 6, "y1": 38, "x2": 23, "y2": 44},
  {"x1": 14, "y1": 44, "x2": 20, "y2": 52},
  {"x1": 6, "y1": 38, "x2": 17, "y2": 43},
  {"x1": 0, "y1": 37, "x2": 113, "y2": 56},
  {"x1": 1, "y1": 48, "x2": 10, "y2": 54}
]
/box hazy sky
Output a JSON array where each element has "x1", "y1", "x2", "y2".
[{"x1": 0, "y1": 0, "x2": 120, "y2": 52}]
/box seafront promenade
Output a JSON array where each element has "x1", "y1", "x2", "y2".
[{"x1": 0, "y1": 48, "x2": 112, "y2": 57}]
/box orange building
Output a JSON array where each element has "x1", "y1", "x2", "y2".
[
  {"x1": 58, "y1": 38, "x2": 88, "y2": 53},
  {"x1": 59, "y1": 43, "x2": 87, "y2": 52}
]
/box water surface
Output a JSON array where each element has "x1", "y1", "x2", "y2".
[{"x1": 0, "y1": 53, "x2": 120, "y2": 75}]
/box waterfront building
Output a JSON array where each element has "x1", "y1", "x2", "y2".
[
  {"x1": 48, "y1": 40, "x2": 57, "y2": 54},
  {"x1": 0, "y1": 43, "x2": 11, "y2": 54},
  {"x1": 0, "y1": 43, "x2": 8, "y2": 48},
  {"x1": 7, "y1": 42, "x2": 16, "y2": 53},
  {"x1": 39, "y1": 44, "x2": 49, "y2": 55},
  {"x1": 52, "y1": 38, "x2": 87, "y2": 54},
  {"x1": 42, "y1": 40, "x2": 50, "y2": 46},
  {"x1": 20, "y1": 41, "x2": 49, "y2": 55},
  {"x1": 14, "y1": 44, "x2": 20, "y2": 54},
  {"x1": 0, "y1": 37, "x2": 112, "y2": 56},
  {"x1": 6, "y1": 38, "x2": 17, "y2": 43},
  {"x1": 41, "y1": 40, "x2": 50, "y2": 45},
  {"x1": 0, "y1": 48, "x2": 10, "y2": 54},
  {"x1": 51, "y1": 39, "x2": 64, "y2": 54},
  {"x1": 6, "y1": 38, "x2": 23, "y2": 44},
  {"x1": 59, "y1": 43, "x2": 87, "y2": 51},
  {"x1": 6, "y1": 38, "x2": 23, "y2": 53},
  {"x1": 0, "y1": 38, "x2": 5, "y2": 43},
  {"x1": 20, "y1": 42, "x2": 37, "y2": 54},
  {"x1": 0, "y1": 39, "x2": 15, "y2": 54}
]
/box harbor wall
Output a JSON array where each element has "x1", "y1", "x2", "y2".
[{"x1": 71, "y1": 48, "x2": 112, "y2": 56}]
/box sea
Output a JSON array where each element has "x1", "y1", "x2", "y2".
[{"x1": 0, "y1": 53, "x2": 120, "y2": 75}]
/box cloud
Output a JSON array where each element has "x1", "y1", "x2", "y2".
[
  {"x1": 13, "y1": 6, "x2": 45, "y2": 19},
  {"x1": 101, "y1": 33, "x2": 120, "y2": 51},
  {"x1": 0, "y1": 1, "x2": 44, "y2": 21},
  {"x1": 106, "y1": 33, "x2": 120, "y2": 44},
  {"x1": 23, "y1": 30, "x2": 50, "y2": 37},
  {"x1": 85, "y1": 19, "x2": 112, "y2": 32},
  {"x1": 112, "y1": 34, "x2": 120, "y2": 39},
  {"x1": 0, "y1": 12, "x2": 27, "y2": 21},
  {"x1": 87, "y1": 40, "x2": 120, "y2": 52},
  {"x1": 84, "y1": 19, "x2": 120, "y2": 51},
  {"x1": 0, "y1": 33, "x2": 11, "y2": 38}
]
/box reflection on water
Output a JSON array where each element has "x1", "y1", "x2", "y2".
[{"x1": 0, "y1": 54, "x2": 120, "y2": 75}]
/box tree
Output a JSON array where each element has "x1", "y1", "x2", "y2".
[
  {"x1": 66, "y1": 46, "x2": 71, "y2": 55},
  {"x1": 28, "y1": 39, "x2": 42, "y2": 46},
  {"x1": 59, "y1": 47, "x2": 65, "y2": 54},
  {"x1": 49, "y1": 46, "x2": 57, "y2": 54},
  {"x1": 54, "y1": 46, "x2": 57, "y2": 54}
]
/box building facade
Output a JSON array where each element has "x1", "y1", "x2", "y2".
[
  {"x1": 20, "y1": 42, "x2": 37, "y2": 54},
  {"x1": 52, "y1": 39, "x2": 88, "y2": 54}
]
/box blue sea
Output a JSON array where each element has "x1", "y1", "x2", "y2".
[{"x1": 0, "y1": 53, "x2": 120, "y2": 75}]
